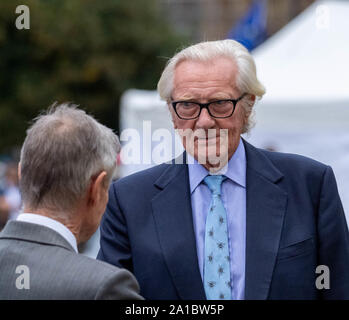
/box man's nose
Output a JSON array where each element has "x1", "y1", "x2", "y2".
[{"x1": 195, "y1": 108, "x2": 216, "y2": 129}]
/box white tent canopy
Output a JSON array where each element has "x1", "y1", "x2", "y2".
[
  {"x1": 250, "y1": 0, "x2": 349, "y2": 134},
  {"x1": 247, "y1": 0, "x2": 349, "y2": 219},
  {"x1": 253, "y1": 0, "x2": 349, "y2": 105}
]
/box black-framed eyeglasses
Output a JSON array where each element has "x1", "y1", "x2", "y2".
[{"x1": 171, "y1": 93, "x2": 247, "y2": 120}]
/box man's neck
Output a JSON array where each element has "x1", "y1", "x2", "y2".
[{"x1": 22, "y1": 207, "x2": 81, "y2": 243}]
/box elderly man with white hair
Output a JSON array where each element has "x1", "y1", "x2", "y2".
[
  {"x1": 98, "y1": 40, "x2": 349, "y2": 300},
  {"x1": 0, "y1": 103, "x2": 143, "y2": 300}
]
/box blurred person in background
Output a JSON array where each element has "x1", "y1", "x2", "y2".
[
  {"x1": 0, "y1": 162, "x2": 22, "y2": 229},
  {"x1": 0, "y1": 191, "x2": 6, "y2": 230},
  {"x1": 0, "y1": 103, "x2": 142, "y2": 300},
  {"x1": 98, "y1": 40, "x2": 349, "y2": 300}
]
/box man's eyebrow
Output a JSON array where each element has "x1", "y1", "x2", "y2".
[
  {"x1": 171, "y1": 95, "x2": 197, "y2": 101},
  {"x1": 210, "y1": 92, "x2": 239, "y2": 100},
  {"x1": 173, "y1": 94, "x2": 233, "y2": 101}
]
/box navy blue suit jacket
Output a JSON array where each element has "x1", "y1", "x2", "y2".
[{"x1": 97, "y1": 140, "x2": 349, "y2": 299}]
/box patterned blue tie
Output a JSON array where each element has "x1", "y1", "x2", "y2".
[{"x1": 203, "y1": 175, "x2": 231, "y2": 300}]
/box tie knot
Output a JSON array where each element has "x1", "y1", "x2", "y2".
[{"x1": 203, "y1": 175, "x2": 225, "y2": 195}]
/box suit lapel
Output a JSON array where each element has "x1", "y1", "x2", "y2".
[
  {"x1": 243, "y1": 140, "x2": 288, "y2": 299},
  {"x1": 151, "y1": 141, "x2": 288, "y2": 300},
  {"x1": 151, "y1": 161, "x2": 206, "y2": 300}
]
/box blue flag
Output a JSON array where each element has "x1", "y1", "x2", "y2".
[{"x1": 227, "y1": 0, "x2": 268, "y2": 51}]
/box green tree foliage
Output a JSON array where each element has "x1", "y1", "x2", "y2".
[{"x1": 0, "y1": 0, "x2": 186, "y2": 153}]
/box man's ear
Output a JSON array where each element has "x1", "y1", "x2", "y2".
[
  {"x1": 87, "y1": 171, "x2": 107, "y2": 206},
  {"x1": 246, "y1": 94, "x2": 256, "y2": 115},
  {"x1": 242, "y1": 94, "x2": 256, "y2": 131}
]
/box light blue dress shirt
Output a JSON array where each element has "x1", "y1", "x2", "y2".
[{"x1": 188, "y1": 138, "x2": 246, "y2": 300}]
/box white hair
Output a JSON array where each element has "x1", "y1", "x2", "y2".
[
  {"x1": 157, "y1": 39, "x2": 266, "y2": 133},
  {"x1": 19, "y1": 103, "x2": 120, "y2": 212}
]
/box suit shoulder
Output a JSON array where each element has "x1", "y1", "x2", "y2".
[
  {"x1": 258, "y1": 148, "x2": 328, "y2": 174},
  {"x1": 38, "y1": 246, "x2": 129, "y2": 284},
  {"x1": 67, "y1": 251, "x2": 125, "y2": 276},
  {"x1": 55, "y1": 250, "x2": 138, "y2": 295},
  {"x1": 69, "y1": 253, "x2": 141, "y2": 300},
  {"x1": 112, "y1": 163, "x2": 170, "y2": 188},
  {"x1": 0, "y1": 239, "x2": 136, "y2": 299}
]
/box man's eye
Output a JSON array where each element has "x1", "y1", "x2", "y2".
[
  {"x1": 212, "y1": 100, "x2": 229, "y2": 107},
  {"x1": 180, "y1": 102, "x2": 196, "y2": 107},
  {"x1": 214, "y1": 101, "x2": 225, "y2": 105}
]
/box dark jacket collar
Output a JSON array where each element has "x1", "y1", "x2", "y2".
[
  {"x1": 152, "y1": 138, "x2": 287, "y2": 300},
  {"x1": 155, "y1": 138, "x2": 284, "y2": 189}
]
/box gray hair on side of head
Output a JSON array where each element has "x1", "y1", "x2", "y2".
[
  {"x1": 19, "y1": 102, "x2": 120, "y2": 213},
  {"x1": 157, "y1": 39, "x2": 266, "y2": 133}
]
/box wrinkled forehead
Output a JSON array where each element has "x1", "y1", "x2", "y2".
[
  {"x1": 172, "y1": 57, "x2": 239, "y2": 98},
  {"x1": 174, "y1": 57, "x2": 237, "y2": 83}
]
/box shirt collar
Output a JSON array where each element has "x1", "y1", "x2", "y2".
[
  {"x1": 187, "y1": 137, "x2": 246, "y2": 193},
  {"x1": 16, "y1": 213, "x2": 78, "y2": 253}
]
